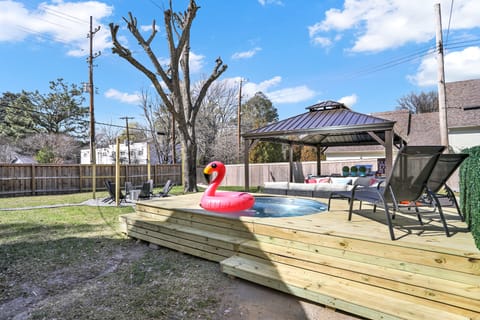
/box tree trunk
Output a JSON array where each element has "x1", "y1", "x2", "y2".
[{"x1": 182, "y1": 136, "x2": 199, "y2": 192}]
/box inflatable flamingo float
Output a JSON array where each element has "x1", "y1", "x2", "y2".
[{"x1": 200, "y1": 161, "x2": 255, "y2": 213}]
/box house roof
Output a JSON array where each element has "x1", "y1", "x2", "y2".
[
  {"x1": 373, "y1": 79, "x2": 480, "y2": 145},
  {"x1": 243, "y1": 101, "x2": 405, "y2": 147}
]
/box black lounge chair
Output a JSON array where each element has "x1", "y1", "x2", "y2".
[
  {"x1": 125, "y1": 181, "x2": 133, "y2": 200},
  {"x1": 157, "y1": 179, "x2": 174, "y2": 197},
  {"x1": 138, "y1": 181, "x2": 152, "y2": 199},
  {"x1": 104, "y1": 180, "x2": 126, "y2": 204},
  {"x1": 332, "y1": 145, "x2": 446, "y2": 240},
  {"x1": 425, "y1": 153, "x2": 469, "y2": 221}
]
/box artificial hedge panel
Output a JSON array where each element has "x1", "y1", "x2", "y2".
[{"x1": 459, "y1": 145, "x2": 480, "y2": 249}]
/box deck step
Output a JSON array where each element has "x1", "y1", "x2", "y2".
[
  {"x1": 237, "y1": 240, "x2": 480, "y2": 313},
  {"x1": 119, "y1": 213, "x2": 249, "y2": 262},
  {"x1": 220, "y1": 254, "x2": 476, "y2": 320}
]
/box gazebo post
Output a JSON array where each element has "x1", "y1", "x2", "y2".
[
  {"x1": 244, "y1": 138, "x2": 250, "y2": 191},
  {"x1": 316, "y1": 146, "x2": 321, "y2": 176},
  {"x1": 289, "y1": 143, "x2": 294, "y2": 182},
  {"x1": 385, "y1": 130, "x2": 394, "y2": 177}
]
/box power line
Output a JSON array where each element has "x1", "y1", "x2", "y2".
[
  {"x1": 445, "y1": 0, "x2": 455, "y2": 48},
  {"x1": 0, "y1": 102, "x2": 160, "y2": 134}
]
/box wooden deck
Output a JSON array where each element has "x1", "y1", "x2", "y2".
[{"x1": 118, "y1": 193, "x2": 480, "y2": 320}]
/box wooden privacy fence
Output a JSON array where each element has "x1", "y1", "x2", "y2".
[
  {"x1": 197, "y1": 160, "x2": 461, "y2": 191},
  {"x1": 0, "y1": 164, "x2": 182, "y2": 198}
]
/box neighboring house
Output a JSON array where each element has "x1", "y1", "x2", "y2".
[
  {"x1": 80, "y1": 141, "x2": 160, "y2": 164},
  {"x1": 325, "y1": 78, "x2": 480, "y2": 160}
]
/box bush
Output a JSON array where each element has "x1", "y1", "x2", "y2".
[
  {"x1": 350, "y1": 166, "x2": 358, "y2": 177},
  {"x1": 358, "y1": 165, "x2": 367, "y2": 177},
  {"x1": 459, "y1": 145, "x2": 480, "y2": 249}
]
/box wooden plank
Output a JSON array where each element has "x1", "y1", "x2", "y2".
[
  {"x1": 134, "y1": 210, "x2": 255, "y2": 239},
  {"x1": 238, "y1": 240, "x2": 480, "y2": 311},
  {"x1": 126, "y1": 224, "x2": 235, "y2": 258},
  {"x1": 251, "y1": 221, "x2": 480, "y2": 276},
  {"x1": 221, "y1": 255, "x2": 476, "y2": 320},
  {"x1": 127, "y1": 229, "x2": 226, "y2": 262},
  {"x1": 121, "y1": 214, "x2": 247, "y2": 251},
  {"x1": 250, "y1": 233, "x2": 479, "y2": 285},
  {"x1": 137, "y1": 203, "x2": 256, "y2": 233}
]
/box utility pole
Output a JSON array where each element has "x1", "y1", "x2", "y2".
[
  {"x1": 237, "y1": 78, "x2": 244, "y2": 162},
  {"x1": 120, "y1": 116, "x2": 134, "y2": 164},
  {"x1": 87, "y1": 16, "x2": 101, "y2": 198},
  {"x1": 435, "y1": 3, "x2": 449, "y2": 151}
]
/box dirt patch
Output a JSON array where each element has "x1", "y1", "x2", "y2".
[{"x1": 1, "y1": 238, "x2": 360, "y2": 320}]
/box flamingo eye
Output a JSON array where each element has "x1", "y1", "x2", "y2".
[{"x1": 211, "y1": 163, "x2": 217, "y2": 168}]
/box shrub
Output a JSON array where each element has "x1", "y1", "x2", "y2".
[
  {"x1": 342, "y1": 166, "x2": 350, "y2": 177},
  {"x1": 350, "y1": 166, "x2": 358, "y2": 177},
  {"x1": 459, "y1": 145, "x2": 480, "y2": 249},
  {"x1": 358, "y1": 166, "x2": 367, "y2": 177}
]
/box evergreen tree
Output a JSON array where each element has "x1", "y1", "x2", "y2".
[
  {"x1": 242, "y1": 92, "x2": 284, "y2": 163},
  {"x1": 0, "y1": 91, "x2": 38, "y2": 140},
  {"x1": 31, "y1": 78, "x2": 88, "y2": 138}
]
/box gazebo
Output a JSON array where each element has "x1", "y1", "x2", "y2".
[{"x1": 242, "y1": 101, "x2": 407, "y2": 189}]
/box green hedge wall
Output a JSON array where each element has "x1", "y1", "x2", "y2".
[{"x1": 459, "y1": 145, "x2": 480, "y2": 249}]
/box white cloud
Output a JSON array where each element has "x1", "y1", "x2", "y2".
[
  {"x1": 258, "y1": 0, "x2": 284, "y2": 6},
  {"x1": 267, "y1": 86, "x2": 316, "y2": 104},
  {"x1": 409, "y1": 46, "x2": 480, "y2": 86},
  {"x1": 338, "y1": 94, "x2": 358, "y2": 107},
  {"x1": 310, "y1": 36, "x2": 332, "y2": 48},
  {"x1": 105, "y1": 88, "x2": 141, "y2": 104},
  {"x1": 238, "y1": 76, "x2": 316, "y2": 104},
  {"x1": 0, "y1": 0, "x2": 113, "y2": 56},
  {"x1": 189, "y1": 51, "x2": 205, "y2": 74},
  {"x1": 309, "y1": 0, "x2": 480, "y2": 53},
  {"x1": 231, "y1": 47, "x2": 262, "y2": 60},
  {"x1": 140, "y1": 24, "x2": 158, "y2": 33}
]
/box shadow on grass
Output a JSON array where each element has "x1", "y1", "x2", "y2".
[{"x1": 0, "y1": 210, "x2": 234, "y2": 319}]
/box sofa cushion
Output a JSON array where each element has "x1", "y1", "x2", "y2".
[
  {"x1": 289, "y1": 183, "x2": 317, "y2": 191},
  {"x1": 318, "y1": 183, "x2": 349, "y2": 191},
  {"x1": 330, "y1": 177, "x2": 352, "y2": 185},
  {"x1": 264, "y1": 181, "x2": 289, "y2": 189}
]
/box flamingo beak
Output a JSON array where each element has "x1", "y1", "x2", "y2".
[{"x1": 203, "y1": 166, "x2": 213, "y2": 184}]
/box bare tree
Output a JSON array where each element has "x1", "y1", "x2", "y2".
[
  {"x1": 139, "y1": 89, "x2": 175, "y2": 164},
  {"x1": 396, "y1": 91, "x2": 439, "y2": 114},
  {"x1": 196, "y1": 80, "x2": 238, "y2": 165},
  {"x1": 22, "y1": 133, "x2": 80, "y2": 163},
  {"x1": 109, "y1": 0, "x2": 227, "y2": 191},
  {"x1": 96, "y1": 124, "x2": 121, "y2": 148}
]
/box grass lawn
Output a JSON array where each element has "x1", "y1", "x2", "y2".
[{"x1": 0, "y1": 191, "x2": 235, "y2": 319}]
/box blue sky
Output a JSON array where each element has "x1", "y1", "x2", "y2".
[{"x1": 1, "y1": 0, "x2": 480, "y2": 128}]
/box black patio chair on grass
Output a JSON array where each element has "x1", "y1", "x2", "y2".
[
  {"x1": 425, "y1": 153, "x2": 469, "y2": 221},
  {"x1": 104, "y1": 180, "x2": 126, "y2": 204},
  {"x1": 333, "y1": 145, "x2": 446, "y2": 240},
  {"x1": 138, "y1": 181, "x2": 152, "y2": 200},
  {"x1": 157, "y1": 179, "x2": 174, "y2": 197}
]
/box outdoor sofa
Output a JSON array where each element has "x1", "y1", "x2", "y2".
[{"x1": 263, "y1": 176, "x2": 380, "y2": 199}]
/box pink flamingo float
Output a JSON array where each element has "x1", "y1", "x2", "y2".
[{"x1": 200, "y1": 161, "x2": 255, "y2": 213}]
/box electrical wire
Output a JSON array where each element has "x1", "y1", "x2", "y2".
[
  {"x1": 445, "y1": 0, "x2": 455, "y2": 49},
  {"x1": 0, "y1": 102, "x2": 156, "y2": 134}
]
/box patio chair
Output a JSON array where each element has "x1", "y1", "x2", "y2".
[
  {"x1": 138, "y1": 181, "x2": 152, "y2": 199},
  {"x1": 125, "y1": 181, "x2": 133, "y2": 200},
  {"x1": 157, "y1": 179, "x2": 174, "y2": 197},
  {"x1": 104, "y1": 180, "x2": 126, "y2": 204},
  {"x1": 339, "y1": 145, "x2": 446, "y2": 240},
  {"x1": 425, "y1": 153, "x2": 469, "y2": 221}
]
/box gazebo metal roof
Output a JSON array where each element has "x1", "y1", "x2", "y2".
[
  {"x1": 243, "y1": 101, "x2": 405, "y2": 147},
  {"x1": 241, "y1": 101, "x2": 407, "y2": 189}
]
